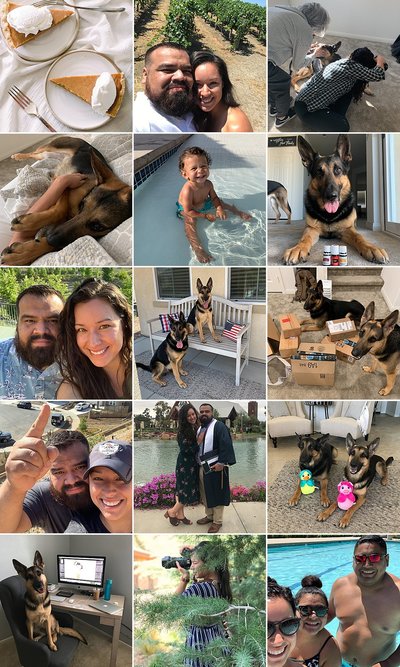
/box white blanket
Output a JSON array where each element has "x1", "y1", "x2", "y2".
[{"x1": 0, "y1": 0, "x2": 132, "y2": 131}]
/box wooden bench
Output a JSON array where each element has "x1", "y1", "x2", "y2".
[{"x1": 147, "y1": 295, "x2": 253, "y2": 386}]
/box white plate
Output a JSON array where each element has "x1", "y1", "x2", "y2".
[
  {"x1": 1, "y1": 0, "x2": 79, "y2": 63},
  {"x1": 45, "y1": 49, "x2": 121, "y2": 129}
]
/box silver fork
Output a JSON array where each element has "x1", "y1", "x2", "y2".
[
  {"x1": 8, "y1": 86, "x2": 56, "y2": 132},
  {"x1": 33, "y1": 0, "x2": 125, "y2": 11}
]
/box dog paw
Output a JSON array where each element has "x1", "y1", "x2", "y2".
[
  {"x1": 178, "y1": 381, "x2": 187, "y2": 389},
  {"x1": 180, "y1": 370, "x2": 188, "y2": 376},
  {"x1": 362, "y1": 365, "x2": 373, "y2": 373},
  {"x1": 338, "y1": 517, "x2": 350, "y2": 529},
  {"x1": 282, "y1": 245, "x2": 309, "y2": 265},
  {"x1": 49, "y1": 645, "x2": 58, "y2": 652},
  {"x1": 200, "y1": 339, "x2": 206, "y2": 344},
  {"x1": 321, "y1": 498, "x2": 330, "y2": 508},
  {"x1": 288, "y1": 497, "x2": 299, "y2": 507},
  {"x1": 361, "y1": 246, "x2": 389, "y2": 264},
  {"x1": 214, "y1": 336, "x2": 221, "y2": 343},
  {"x1": 379, "y1": 386, "x2": 391, "y2": 396},
  {"x1": 316, "y1": 510, "x2": 329, "y2": 522}
]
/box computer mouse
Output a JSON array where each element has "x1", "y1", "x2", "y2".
[{"x1": 68, "y1": 598, "x2": 75, "y2": 604}]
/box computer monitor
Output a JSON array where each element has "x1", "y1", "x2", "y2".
[{"x1": 57, "y1": 555, "x2": 106, "y2": 591}]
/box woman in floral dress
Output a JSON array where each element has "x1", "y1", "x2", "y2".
[{"x1": 164, "y1": 403, "x2": 200, "y2": 526}]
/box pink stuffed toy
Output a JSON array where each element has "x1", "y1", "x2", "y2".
[{"x1": 337, "y1": 480, "x2": 356, "y2": 510}]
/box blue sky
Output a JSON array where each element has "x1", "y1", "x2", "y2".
[{"x1": 246, "y1": 0, "x2": 266, "y2": 6}]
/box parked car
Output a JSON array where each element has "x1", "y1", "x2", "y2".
[
  {"x1": 75, "y1": 403, "x2": 91, "y2": 412},
  {"x1": 17, "y1": 402, "x2": 32, "y2": 409},
  {"x1": 0, "y1": 431, "x2": 14, "y2": 447},
  {"x1": 51, "y1": 414, "x2": 73, "y2": 428}
]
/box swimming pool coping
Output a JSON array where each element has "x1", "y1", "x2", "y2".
[{"x1": 268, "y1": 537, "x2": 400, "y2": 545}]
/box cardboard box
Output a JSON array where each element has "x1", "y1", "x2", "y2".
[
  {"x1": 327, "y1": 317, "x2": 358, "y2": 341},
  {"x1": 279, "y1": 331, "x2": 299, "y2": 359},
  {"x1": 268, "y1": 314, "x2": 280, "y2": 356},
  {"x1": 278, "y1": 313, "x2": 301, "y2": 339},
  {"x1": 291, "y1": 342, "x2": 336, "y2": 386},
  {"x1": 322, "y1": 335, "x2": 359, "y2": 365}
]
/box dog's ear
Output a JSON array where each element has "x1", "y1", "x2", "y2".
[
  {"x1": 12, "y1": 559, "x2": 27, "y2": 579},
  {"x1": 298, "y1": 136, "x2": 317, "y2": 172},
  {"x1": 360, "y1": 302, "x2": 375, "y2": 327},
  {"x1": 34, "y1": 551, "x2": 44, "y2": 570},
  {"x1": 382, "y1": 310, "x2": 399, "y2": 337},
  {"x1": 368, "y1": 438, "x2": 380, "y2": 455},
  {"x1": 336, "y1": 134, "x2": 352, "y2": 166},
  {"x1": 346, "y1": 432, "x2": 356, "y2": 453},
  {"x1": 334, "y1": 41, "x2": 342, "y2": 51},
  {"x1": 196, "y1": 278, "x2": 203, "y2": 291},
  {"x1": 179, "y1": 311, "x2": 186, "y2": 323},
  {"x1": 318, "y1": 433, "x2": 330, "y2": 445},
  {"x1": 316, "y1": 280, "x2": 323, "y2": 293},
  {"x1": 206, "y1": 277, "x2": 213, "y2": 290},
  {"x1": 90, "y1": 150, "x2": 114, "y2": 185},
  {"x1": 295, "y1": 433, "x2": 304, "y2": 448}
]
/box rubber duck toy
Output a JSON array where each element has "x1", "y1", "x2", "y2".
[
  {"x1": 299, "y1": 469, "x2": 316, "y2": 495},
  {"x1": 337, "y1": 480, "x2": 356, "y2": 510}
]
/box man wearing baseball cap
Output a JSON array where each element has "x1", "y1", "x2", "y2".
[{"x1": 65, "y1": 440, "x2": 132, "y2": 533}]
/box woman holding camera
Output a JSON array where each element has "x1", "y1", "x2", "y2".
[
  {"x1": 175, "y1": 541, "x2": 232, "y2": 664},
  {"x1": 164, "y1": 403, "x2": 200, "y2": 526}
]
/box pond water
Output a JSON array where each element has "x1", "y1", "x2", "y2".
[{"x1": 134, "y1": 436, "x2": 266, "y2": 487}]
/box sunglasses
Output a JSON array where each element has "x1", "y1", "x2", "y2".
[
  {"x1": 297, "y1": 605, "x2": 328, "y2": 618},
  {"x1": 354, "y1": 553, "x2": 386, "y2": 564},
  {"x1": 268, "y1": 617, "x2": 300, "y2": 639}
]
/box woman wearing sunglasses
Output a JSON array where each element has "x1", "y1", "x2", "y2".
[
  {"x1": 268, "y1": 577, "x2": 301, "y2": 667},
  {"x1": 291, "y1": 575, "x2": 341, "y2": 667}
]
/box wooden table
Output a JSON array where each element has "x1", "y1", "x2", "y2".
[{"x1": 51, "y1": 593, "x2": 125, "y2": 667}]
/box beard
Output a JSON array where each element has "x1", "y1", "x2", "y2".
[
  {"x1": 145, "y1": 81, "x2": 193, "y2": 117},
  {"x1": 200, "y1": 415, "x2": 213, "y2": 426},
  {"x1": 15, "y1": 331, "x2": 57, "y2": 370},
  {"x1": 50, "y1": 480, "x2": 93, "y2": 512}
]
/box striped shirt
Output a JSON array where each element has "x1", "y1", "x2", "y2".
[
  {"x1": 296, "y1": 58, "x2": 385, "y2": 112},
  {"x1": 182, "y1": 581, "x2": 228, "y2": 666}
]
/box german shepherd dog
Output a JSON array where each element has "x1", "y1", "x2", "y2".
[
  {"x1": 13, "y1": 550, "x2": 87, "y2": 652},
  {"x1": 291, "y1": 40, "x2": 342, "y2": 92},
  {"x1": 268, "y1": 180, "x2": 292, "y2": 224},
  {"x1": 283, "y1": 135, "x2": 389, "y2": 265},
  {"x1": 317, "y1": 434, "x2": 394, "y2": 528},
  {"x1": 187, "y1": 277, "x2": 221, "y2": 343},
  {"x1": 289, "y1": 434, "x2": 338, "y2": 508},
  {"x1": 301, "y1": 279, "x2": 365, "y2": 331},
  {"x1": 351, "y1": 301, "x2": 400, "y2": 395},
  {"x1": 1, "y1": 137, "x2": 132, "y2": 266},
  {"x1": 136, "y1": 312, "x2": 193, "y2": 388}
]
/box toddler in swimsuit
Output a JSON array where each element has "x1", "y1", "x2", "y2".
[{"x1": 176, "y1": 146, "x2": 251, "y2": 263}]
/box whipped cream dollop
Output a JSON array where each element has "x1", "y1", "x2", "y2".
[
  {"x1": 7, "y1": 5, "x2": 53, "y2": 36},
  {"x1": 91, "y1": 72, "x2": 117, "y2": 115}
]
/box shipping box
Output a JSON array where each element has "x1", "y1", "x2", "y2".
[
  {"x1": 327, "y1": 317, "x2": 358, "y2": 342},
  {"x1": 291, "y1": 342, "x2": 336, "y2": 386},
  {"x1": 278, "y1": 313, "x2": 302, "y2": 339}
]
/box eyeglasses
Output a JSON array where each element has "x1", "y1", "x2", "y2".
[
  {"x1": 268, "y1": 618, "x2": 300, "y2": 639},
  {"x1": 297, "y1": 605, "x2": 328, "y2": 618},
  {"x1": 354, "y1": 553, "x2": 386, "y2": 564}
]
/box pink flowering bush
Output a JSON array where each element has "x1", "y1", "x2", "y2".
[{"x1": 134, "y1": 475, "x2": 266, "y2": 508}]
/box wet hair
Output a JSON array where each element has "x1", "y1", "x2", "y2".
[
  {"x1": 145, "y1": 42, "x2": 188, "y2": 67},
  {"x1": 298, "y1": 3, "x2": 330, "y2": 30},
  {"x1": 177, "y1": 403, "x2": 199, "y2": 444},
  {"x1": 179, "y1": 147, "x2": 212, "y2": 172},
  {"x1": 350, "y1": 47, "x2": 379, "y2": 102},
  {"x1": 57, "y1": 278, "x2": 132, "y2": 399},
  {"x1": 47, "y1": 430, "x2": 89, "y2": 452},
  {"x1": 354, "y1": 535, "x2": 387, "y2": 554},
  {"x1": 193, "y1": 541, "x2": 232, "y2": 602},
  {"x1": 16, "y1": 285, "x2": 64, "y2": 316},
  {"x1": 268, "y1": 577, "x2": 296, "y2": 615},
  {"x1": 294, "y1": 575, "x2": 328, "y2": 606},
  {"x1": 191, "y1": 51, "x2": 239, "y2": 108}
]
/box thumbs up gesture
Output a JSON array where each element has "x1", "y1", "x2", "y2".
[{"x1": 5, "y1": 405, "x2": 58, "y2": 494}]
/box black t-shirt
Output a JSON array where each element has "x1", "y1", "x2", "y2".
[{"x1": 23, "y1": 480, "x2": 73, "y2": 533}]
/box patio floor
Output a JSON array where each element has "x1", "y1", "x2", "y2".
[{"x1": 134, "y1": 335, "x2": 266, "y2": 400}]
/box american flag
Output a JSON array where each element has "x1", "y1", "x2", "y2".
[{"x1": 222, "y1": 319, "x2": 243, "y2": 340}]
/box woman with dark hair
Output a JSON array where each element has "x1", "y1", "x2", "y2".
[
  {"x1": 164, "y1": 403, "x2": 200, "y2": 526},
  {"x1": 291, "y1": 575, "x2": 341, "y2": 667},
  {"x1": 295, "y1": 47, "x2": 387, "y2": 131},
  {"x1": 175, "y1": 541, "x2": 232, "y2": 665},
  {"x1": 191, "y1": 51, "x2": 253, "y2": 132},
  {"x1": 268, "y1": 577, "x2": 301, "y2": 667},
  {"x1": 56, "y1": 278, "x2": 132, "y2": 399}
]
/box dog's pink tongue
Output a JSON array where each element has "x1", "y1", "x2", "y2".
[
  {"x1": 176, "y1": 341, "x2": 183, "y2": 349},
  {"x1": 324, "y1": 200, "x2": 340, "y2": 214}
]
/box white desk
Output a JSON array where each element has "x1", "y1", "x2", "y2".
[{"x1": 51, "y1": 593, "x2": 125, "y2": 667}]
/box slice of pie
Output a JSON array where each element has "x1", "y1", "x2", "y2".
[
  {"x1": 50, "y1": 72, "x2": 126, "y2": 118},
  {"x1": 1, "y1": 2, "x2": 74, "y2": 49}
]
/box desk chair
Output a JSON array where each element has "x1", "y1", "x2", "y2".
[{"x1": 0, "y1": 575, "x2": 81, "y2": 667}]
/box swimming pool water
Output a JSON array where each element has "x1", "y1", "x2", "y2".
[
  {"x1": 268, "y1": 539, "x2": 400, "y2": 639},
  {"x1": 134, "y1": 134, "x2": 266, "y2": 266}
]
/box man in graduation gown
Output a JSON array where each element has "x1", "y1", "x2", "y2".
[{"x1": 196, "y1": 403, "x2": 236, "y2": 534}]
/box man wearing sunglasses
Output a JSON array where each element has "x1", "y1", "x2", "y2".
[{"x1": 329, "y1": 535, "x2": 400, "y2": 667}]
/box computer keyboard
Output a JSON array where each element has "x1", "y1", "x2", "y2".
[{"x1": 50, "y1": 594, "x2": 67, "y2": 602}]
